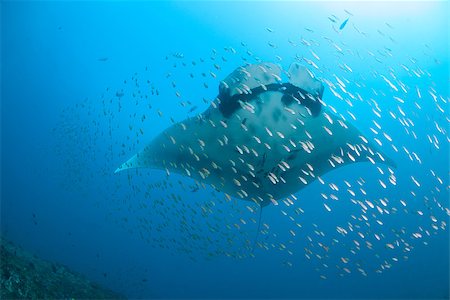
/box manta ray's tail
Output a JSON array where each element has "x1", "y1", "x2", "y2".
[{"x1": 251, "y1": 206, "x2": 263, "y2": 253}]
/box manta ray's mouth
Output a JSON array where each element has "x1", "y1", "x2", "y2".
[{"x1": 218, "y1": 82, "x2": 322, "y2": 118}]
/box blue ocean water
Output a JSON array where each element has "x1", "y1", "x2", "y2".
[{"x1": 1, "y1": 1, "x2": 449, "y2": 299}]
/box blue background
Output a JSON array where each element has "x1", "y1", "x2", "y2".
[{"x1": 2, "y1": 1, "x2": 449, "y2": 298}]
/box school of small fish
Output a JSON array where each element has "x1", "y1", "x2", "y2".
[{"x1": 54, "y1": 11, "x2": 449, "y2": 280}]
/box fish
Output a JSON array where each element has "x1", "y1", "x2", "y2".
[
  {"x1": 339, "y1": 18, "x2": 349, "y2": 30},
  {"x1": 115, "y1": 62, "x2": 395, "y2": 207},
  {"x1": 188, "y1": 105, "x2": 198, "y2": 113},
  {"x1": 344, "y1": 9, "x2": 353, "y2": 16},
  {"x1": 328, "y1": 17, "x2": 337, "y2": 23}
]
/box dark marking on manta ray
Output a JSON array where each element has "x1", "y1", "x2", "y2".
[
  {"x1": 260, "y1": 152, "x2": 267, "y2": 167},
  {"x1": 272, "y1": 107, "x2": 282, "y2": 122},
  {"x1": 270, "y1": 164, "x2": 282, "y2": 177},
  {"x1": 287, "y1": 149, "x2": 300, "y2": 161},
  {"x1": 218, "y1": 83, "x2": 322, "y2": 118}
]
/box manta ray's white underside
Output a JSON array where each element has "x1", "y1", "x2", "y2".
[{"x1": 116, "y1": 62, "x2": 395, "y2": 206}]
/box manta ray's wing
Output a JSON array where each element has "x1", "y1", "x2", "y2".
[{"x1": 116, "y1": 62, "x2": 395, "y2": 206}]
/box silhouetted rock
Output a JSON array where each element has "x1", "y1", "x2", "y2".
[{"x1": 1, "y1": 237, "x2": 124, "y2": 299}]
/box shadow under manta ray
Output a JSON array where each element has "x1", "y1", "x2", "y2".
[{"x1": 115, "y1": 62, "x2": 396, "y2": 208}]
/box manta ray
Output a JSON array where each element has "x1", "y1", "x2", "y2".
[{"x1": 116, "y1": 62, "x2": 395, "y2": 207}]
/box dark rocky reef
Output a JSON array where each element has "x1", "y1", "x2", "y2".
[{"x1": 1, "y1": 237, "x2": 124, "y2": 299}]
